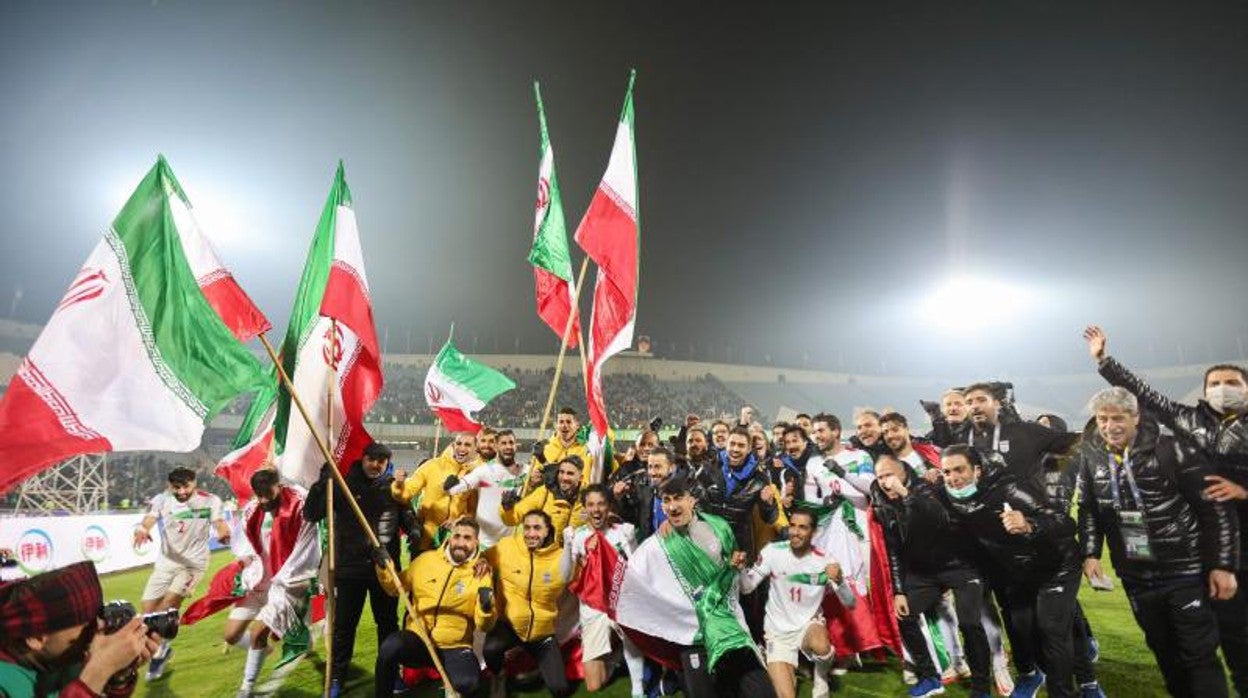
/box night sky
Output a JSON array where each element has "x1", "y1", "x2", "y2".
[{"x1": 2, "y1": 2, "x2": 1246, "y2": 376}]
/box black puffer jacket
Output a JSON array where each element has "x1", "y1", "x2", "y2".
[
  {"x1": 871, "y1": 466, "x2": 979, "y2": 594},
  {"x1": 693, "y1": 451, "x2": 779, "y2": 560},
  {"x1": 1100, "y1": 356, "x2": 1248, "y2": 553},
  {"x1": 304, "y1": 461, "x2": 414, "y2": 579},
  {"x1": 941, "y1": 465, "x2": 1081, "y2": 580},
  {"x1": 967, "y1": 419, "x2": 1081, "y2": 495},
  {"x1": 1076, "y1": 415, "x2": 1239, "y2": 586}
]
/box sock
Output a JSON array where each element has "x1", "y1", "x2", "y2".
[
  {"x1": 812, "y1": 659, "x2": 832, "y2": 698},
  {"x1": 244, "y1": 647, "x2": 266, "y2": 684},
  {"x1": 623, "y1": 638, "x2": 645, "y2": 695},
  {"x1": 231, "y1": 634, "x2": 252, "y2": 651}
]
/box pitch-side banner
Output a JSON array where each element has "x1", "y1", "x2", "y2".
[{"x1": 0, "y1": 512, "x2": 195, "y2": 577}]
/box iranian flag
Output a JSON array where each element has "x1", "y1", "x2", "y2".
[
  {"x1": 214, "y1": 396, "x2": 276, "y2": 503},
  {"x1": 529, "y1": 82, "x2": 581, "y2": 347},
  {"x1": 575, "y1": 71, "x2": 639, "y2": 473},
  {"x1": 233, "y1": 162, "x2": 382, "y2": 489},
  {"x1": 424, "y1": 333, "x2": 516, "y2": 433},
  {"x1": 613, "y1": 513, "x2": 756, "y2": 671},
  {"x1": 0, "y1": 157, "x2": 267, "y2": 493}
]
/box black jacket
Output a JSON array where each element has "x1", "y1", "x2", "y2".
[
  {"x1": 926, "y1": 417, "x2": 972, "y2": 449},
  {"x1": 1076, "y1": 416, "x2": 1239, "y2": 586},
  {"x1": 304, "y1": 461, "x2": 413, "y2": 579},
  {"x1": 871, "y1": 469, "x2": 978, "y2": 594},
  {"x1": 693, "y1": 452, "x2": 779, "y2": 559},
  {"x1": 1100, "y1": 355, "x2": 1248, "y2": 552},
  {"x1": 941, "y1": 465, "x2": 1081, "y2": 581},
  {"x1": 966, "y1": 419, "x2": 1080, "y2": 494}
]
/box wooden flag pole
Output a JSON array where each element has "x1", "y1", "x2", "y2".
[
  {"x1": 323, "y1": 322, "x2": 337, "y2": 698},
  {"x1": 258, "y1": 334, "x2": 459, "y2": 698}
]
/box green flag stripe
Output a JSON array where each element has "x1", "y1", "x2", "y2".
[
  {"x1": 528, "y1": 83, "x2": 574, "y2": 283},
  {"x1": 434, "y1": 340, "x2": 516, "y2": 402},
  {"x1": 108, "y1": 160, "x2": 265, "y2": 416}
]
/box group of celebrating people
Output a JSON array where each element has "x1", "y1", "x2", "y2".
[{"x1": 3, "y1": 325, "x2": 1248, "y2": 698}]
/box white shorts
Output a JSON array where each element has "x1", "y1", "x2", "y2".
[
  {"x1": 764, "y1": 616, "x2": 826, "y2": 667},
  {"x1": 226, "y1": 589, "x2": 268, "y2": 622},
  {"x1": 142, "y1": 563, "x2": 204, "y2": 602},
  {"x1": 580, "y1": 608, "x2": 617, "y2": 661}
]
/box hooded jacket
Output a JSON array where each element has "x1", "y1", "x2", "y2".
[
  {"x1": 940, "y1": 465, "x2": 1081, "y2": 581},
  {"x1": 871, "y1": 465, "x2": 979, "y2": 594},
  {"x1": 1076, "y1": 415, "x2": 1239, "y2": 586}
]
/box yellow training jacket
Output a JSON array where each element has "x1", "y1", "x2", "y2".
[
  {"x1": 392, "y1": 452, "x2": 479, "y2": 551},
  {"x1": 499, "y1": 485, "x2": 584, "y2": 546},
  {"x1": 527, "y1": 437, "x2": 596, "y2": 489},
  {"x1": 485, "y1": 535, "x2": 567, "y2": 641},
  {"x1": 376, "y1": 545, "x2": 495, "y2": 649}
]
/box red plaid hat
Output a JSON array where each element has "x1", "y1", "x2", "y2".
[{"x1": 0, "y1": 561, "x2": 102, "y2": 637}]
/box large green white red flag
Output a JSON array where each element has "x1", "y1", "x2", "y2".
[
  {"x1": 529, "y1": 82, "x2": 580, "y2": 347},
  {"x1": 575, "y1": 71, "x2": 639, "y2": 474},
  {"x1": 424, "y1": 331, "x2": 516, "y2": 433},
  {"x1": 0, "y1": 157, "x2": 268, "y2": 493},
  {"x1": 220, "y1": 163, "x2": 382, "y2": 493}
]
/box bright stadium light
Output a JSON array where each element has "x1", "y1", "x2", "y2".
[{"x1": 918, "y1": 275, "x2": 1036, "y2": 332}]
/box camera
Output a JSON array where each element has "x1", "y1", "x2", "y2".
[{"x1": 100, "y1": 600, "x2": 180, "y2": 640}]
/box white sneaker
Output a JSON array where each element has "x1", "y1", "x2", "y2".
[
  {"x1": 903, "y1": 667, "x2": 918, "y2": 685},
  {"x1": 992, "y1": 657, "x2": 1014, "y2": 696}
]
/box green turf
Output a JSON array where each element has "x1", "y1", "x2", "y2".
[{"x1": 109, "y1": 551, "x2": 1171, "y2": 697}]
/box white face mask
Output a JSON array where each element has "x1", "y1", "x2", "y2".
[{"x1": 1207, "y1": 384, "x2": 1248, "y2": 414}]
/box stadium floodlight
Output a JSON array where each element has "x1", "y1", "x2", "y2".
[{"x1": 918, "y1": 275, "x2": 1035, "y2": 332}]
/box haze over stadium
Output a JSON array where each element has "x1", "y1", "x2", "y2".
[{"x1": 3, "y1": 3, "x2": 1248, "y2": 698}]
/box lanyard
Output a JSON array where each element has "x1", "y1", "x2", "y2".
[
  {"x1": 969, "y1": 423, "x2": 1001, "y2": 451},
  {"x1": 1108, "y1": 448, "x2": 1144, "y2": 511}
]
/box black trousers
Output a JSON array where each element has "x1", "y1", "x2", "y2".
[
  {"x1": 1128, "y1": 579, "x2": 1229, "y2": 698},
  {"x1": 332, "y1": 576, "x2": 398, "y2": 681},
  {"x1": 677, "y1": 646, "x2": 775, "y2": 698},
  {"x1": 1004, "y1": 569, "x2": 1081, "y2": 698},
  {"x1": 374, "y1": 630, "x2": 480, "y2": 698},
  {"x1": 1213, "y1": 569, "x2": 1248, "y2": 696},
  {"x1": 482, "y1": 621, "x2": 571, "y2": 697},
  {"x1": 898, "y1": 569, "x2": 991, "y2": 693},
  {"x1": 1071, "y1": 601, "x2": 1097, "y2": 685}
]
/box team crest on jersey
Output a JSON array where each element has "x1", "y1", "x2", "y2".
[
  {"x1": 543, "y1": 571, "x2": 552, "y2": 584},
  {"x1": 455, "y1": 580, "x2": 466, "y2": 596},
  {"x1": 999, "y1": 440, "x2": 1011, "y2": 453}
]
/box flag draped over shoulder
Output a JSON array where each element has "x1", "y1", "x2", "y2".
[
  {"x1": 0, "y1": 156, "x2": 267, "y2": 494},
  {"x1": 230, "y1": 163, "x2": 382, "y2": 490},
  {"x1": 575, "y1": 71, "x2": 640, "y2": 463},
  {"x1": 530, "y1": 82, "x2": 580, "y2": 347},
  {"x1": 613, "y1": 514, "x2": 755, "y2": 671},
  {"x1": 567, "y1": 529, "x2": 618, "y2": 614},
  {"x1": 424, "y1": 333, "x2": 516, "y2": 433}
]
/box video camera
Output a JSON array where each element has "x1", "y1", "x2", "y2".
[{"x1": 100, "y1": 600, "x2": 180, "y2": 640}]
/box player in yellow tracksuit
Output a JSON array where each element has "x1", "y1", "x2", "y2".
[
  {"x1": 483, "y1": 509, "x2": 573, "y2": 698},
  {"x1": 392, "y1": 432, "x2": 480, "y2": 551},
  {"x1": 526, "y1": 407, "x2": 596, "y2": 491},
  {"x1": 502, "y1": 455, "x2": 585, "y2": 546},
  {"x1": 373, "y1": 518, "x2": 495, "y2": 697}
]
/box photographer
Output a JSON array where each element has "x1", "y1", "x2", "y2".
[{"x1": 0, "y1": 561, "x2": 160, "y2": 698}]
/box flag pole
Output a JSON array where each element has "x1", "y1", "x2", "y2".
[
  {"x1": 323, "y1": 321, "x2": 337, "y2": 698},
  {"x1": 258, "y1": 334, "x2": 459, "y2": 698},
  {"x1": 432, "y1": 418, "x2": 443, "y2": 456}
]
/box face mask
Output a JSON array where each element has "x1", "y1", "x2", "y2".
[
  {"x1": 946, "y1": 482, "x2": 978, "y2": 500},
  {"x1": 1208, "y1": 384, "x2": 1248, "y2": 414}
]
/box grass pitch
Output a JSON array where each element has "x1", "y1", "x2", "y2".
[{"x1": 108, "y1": 551, "x2": 1171, "y2": 697}]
